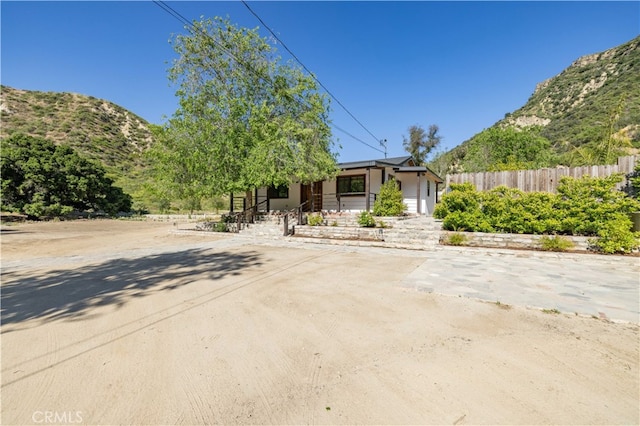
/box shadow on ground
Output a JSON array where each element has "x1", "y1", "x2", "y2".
[{"x1": 1, "y1": 248, "x2": 263, "y2": 327}]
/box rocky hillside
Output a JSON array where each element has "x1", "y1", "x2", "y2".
[
  {"x1": 432, "y1": 35, "x2": 640, "y2": 174},
  {"x1": 0, "y1": 85, "x2": 154, "y2": 173}
]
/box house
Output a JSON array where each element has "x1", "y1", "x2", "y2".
[{"x1": 232, "y1": 156, "x2": 444, "y2": 216}]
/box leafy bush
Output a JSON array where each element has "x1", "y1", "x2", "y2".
[
  {"x1": 442, "y1": 210, "x2": 493, "y2": 232},
  {"x1": 357, "y1": 211, "x2": 376, "y2": 227},
  {"x1": 590, "y1": 216, "x2": 640, "y2": 254},
  {"x1": 445, "y1": 232, "x2": 468, "y2": 246},
  {"x1": 434, "y1": 183, "x2": 480, "y2": 219},
  {"x1": 213, "y1": 221, "x2": 228, "y2": 232},
  {"x1": 373, "y1": 180, "x2": 406, "y2": 216},
  {"x1": 1, "y1": 134, "x2": 132, "y2": 218},
  {"x1": 306, "y1": 213, "x2": 324, "y2": 226},
  {"x1": 436, "y1": 175, "x2": 640, "y2": 253},
  {"x1": 555, "y1": 174, "x2": 640, "y2": 236},
  {"x1": 539, "y1": 235, "x2": 574, "y2": 252}
]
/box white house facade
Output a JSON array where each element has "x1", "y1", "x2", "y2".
[{"x1": 232, "y1": 156, "x2": 443, "y2": 216}]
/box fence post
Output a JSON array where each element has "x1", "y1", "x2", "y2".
[{"x1": 283, "y1": 214, "x2": 289, "y2": 236}]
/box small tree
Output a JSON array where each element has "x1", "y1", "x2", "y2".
[
  {"x1": 373, "y1": 180, "x2": 406, "y2": 216},
  {"x1": 402, "y1": 124, "x2": 442, "y2": 165}
]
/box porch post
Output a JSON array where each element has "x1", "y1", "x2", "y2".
[
  {"x1": 310, "y1": 182, "x2": 315, "y2": 212},
  {"x1": 266, "y1": 190, "x2": 270, "y2": 212},
  {"x1": 365, "y1": 167, "x2": 371, "y2": 211},
  {"x1": 416, "y1": 172, "x2": 421, "y2": 215}
]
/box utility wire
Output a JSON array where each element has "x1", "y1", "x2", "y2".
[
  {"x1": 153, "y1": 0, "x2": 385, "y2": 155},
  {"x1": 153, "y1": 0, "x2": 271, "y2": 86},
  {"x1": 240, "y1": 0, "x2": 385, "y2": 153},
  {"x1": 332, "y1": 124, "x2": 386, "y2": 153}
]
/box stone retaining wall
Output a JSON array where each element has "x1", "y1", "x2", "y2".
[
  {"x1": 146, "y1": 214, "x2": 219, "y2": 222},
  {"x1": 294, "y1": 225, "x2": 384, "y2": 241},
  {"x1": 440, "y1": 231, "x2": 592, "y2": 251}
]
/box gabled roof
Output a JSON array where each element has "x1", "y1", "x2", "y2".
[
  {"x1": 338, "y1": 155, "x2": 414, "y2": 170},
  {"x1": 393, "y1": 166, "x2": 444, "y2": 183},
  {"x1": 338, "y1": 155, "x2": 443, "y2": 183}
]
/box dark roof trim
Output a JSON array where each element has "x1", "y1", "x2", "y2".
[
  {"x1": 338, "y1": 155, "x2": 414, "y2": 170},
  {"x1": 393, "y1": 166, "x2": 444, "y2": 183}
]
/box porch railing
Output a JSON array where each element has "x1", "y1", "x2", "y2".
[
  {"x1": 223, "y1": 199, "x2": 268, "y2": 233},
  {"x1": 282, "y1": 200, "x2": 309, "y2": 236}
]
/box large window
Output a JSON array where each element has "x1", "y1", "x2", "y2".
[
  {"x1": 337, "y1": 175, "x2": 365, "y2": 195},
  {"x1": 268, "y1": 185, "x2": 289, "y2": 199}
]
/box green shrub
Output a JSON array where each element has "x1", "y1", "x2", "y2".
[
  {"x1": 555, "y1": 174, "x2": 640, "y2": 236},
  {"x1": 373, "y1": 180, "x2": 406, "y2": 216},
  {"x1": 23, "y1": 200, "x2": 73, "y2": 218},
  {"x1": 590, "y1": 216, "x2": 640, "y2": 254},
  {"x1": 482, "y1": 188, "x2": 559, "y2": 234},
  {"x1": 434, "y1": 183, "x2": 480, "y2": 220},
  {"x1": 539, "y1": 235, "x2": 574, "y2": 252},
  {"x1": 357, "y1": 211, "x2": 376, "y2": 227},
  {"x1": 442, "y1": 210, "x2": 493, "y2": 232},
  {"x1": 306, "y1": 213, "x2": 324, "y2": 226},
  {"x1": 445, "y1": 232, "x2": 468, "y2": 246},
  {"x1": 213, "y1": 221, "x2": 227, "y2": 232},
  {"x1": 436, "y1": 175, "x2": 640, "y2": 253},
  {"x1": 1, "y1": 134, "x2": 132, "y2": 218},
  {"x1": 376, "y1": 220, "x2": 389, "y2": 229}
]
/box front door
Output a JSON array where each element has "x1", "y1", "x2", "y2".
[{"x1": 301, "y1": 181, "x2": 322, "y2": 212}]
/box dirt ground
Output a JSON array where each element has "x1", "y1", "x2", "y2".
[{"x1": 1, "y1": 219, "x2": 638, "y2": 425}]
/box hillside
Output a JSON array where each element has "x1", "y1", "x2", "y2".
[
  {"x1": 431, "y1": 35, "x2": 640, "y2": 174},
  {"x1": 0, "y1": 85, "x2": 154, "y2": 174}
]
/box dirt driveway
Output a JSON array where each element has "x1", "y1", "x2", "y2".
[{"x1": 1, "y1": 219, "x2": 638, "y2": 425}]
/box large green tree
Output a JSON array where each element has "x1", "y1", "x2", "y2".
[
  {"x1": 149, "y1": 17, "x2": 338, "y2": 210},
  {"x1": 402, "y1": 124, "x2": 442, "y2": 165},
  {"x1": 1, "y1": 134, "x2": 132, "y2": 218}
]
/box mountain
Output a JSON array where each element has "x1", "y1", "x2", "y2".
[
  {"x1": 431, "y1": 35, "x2": 640, "y2": 175},
  {"x1": 0, "y1": 85, "x2": 154, "y2": 174}
]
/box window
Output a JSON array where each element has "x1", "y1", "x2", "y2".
[
  {"x1": 337, "y1": 175, "x2": 365, "y2": 195},
  {"x1": 268, "y1": 185, "x2": 289, "y2": 199},
  {"x1": 427, "y1": 180, "x2": 430, "y2": 196}
]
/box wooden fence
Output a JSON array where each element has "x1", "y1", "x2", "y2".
[{"x1": 445, "y1": 155, "x2": 638, "y2": 193}]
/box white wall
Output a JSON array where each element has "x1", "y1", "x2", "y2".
[
  {"x1": 257, "y1": 185, "x2": 302, "y2": 211},
  {"x1": 325, "y1": 168, "x2": 384, "y2": 212},
  {"x1": 258, "y1": 168, "x2": 440, "y2": 215},
  {"x1": 396, "y1": 172, "x2": 437, "y2": 215}
]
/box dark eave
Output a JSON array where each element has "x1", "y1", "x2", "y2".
[
  {"x1": 393, "y1": 166, "x2": 444, "y2": 184},
  {"x1": 338, "y1": 155, "x2": 414, "y2": 170}
]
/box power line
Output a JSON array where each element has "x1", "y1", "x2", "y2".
[
  {"x1": 153, "y1": 0, "x2": 385, "y2": 155},
  {"x1": 153, "y1": 0, "x2": 271, "y2": 87},
  {"x1": 239, "y1": 0, "x2": 384, "y2": 149},
  {"x1": 332, "y1": 124, "x2": 385, "y2": 154}
]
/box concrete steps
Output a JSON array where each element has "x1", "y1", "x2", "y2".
[
  {"x1": 292, "y1": 214, "x2": 443, "y2": 249},
  {"x1": 236, "y1": 213, "x2": 444, "y2": 250},
  {"x1": 239, "y1": 222, "x2": 287, "y2": 238}
]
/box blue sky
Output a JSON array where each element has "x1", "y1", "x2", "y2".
[{"x1": 2, "y1": 1, "x2": 639, "y2": 162}]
